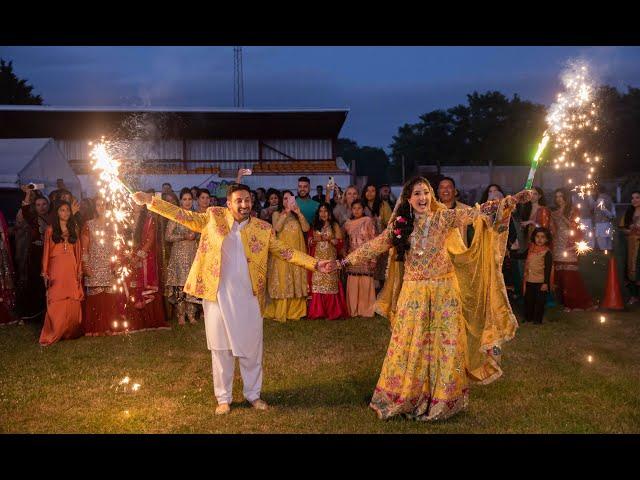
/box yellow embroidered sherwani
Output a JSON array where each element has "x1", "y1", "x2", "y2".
[{"x1": 147, "y1": 196, "x2": 318, "y2": 316}]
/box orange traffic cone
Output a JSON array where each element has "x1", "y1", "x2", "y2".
[{"x1": 601, "y1": 257, "x2": 624, "y2": 310}]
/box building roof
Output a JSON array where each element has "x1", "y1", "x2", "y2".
[{"x1": 0, "y1": 105, "x2": 350, "y2": 140}]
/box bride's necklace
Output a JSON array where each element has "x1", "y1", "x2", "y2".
[{"x1": 410, "y1": 213, "x2": 432, "y2": 257}]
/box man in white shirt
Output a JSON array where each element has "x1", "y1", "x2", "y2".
[{"x1": 133, "y1": 185, "x2": 334, "y2": 415}]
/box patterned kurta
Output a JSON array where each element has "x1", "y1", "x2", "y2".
[
  {"x1": 310, "y1": 224, "x2": 342, "y2": 295},
  {"x1": 165, "y1": 221, "x2": 198, "y2": 287},
  {"x1": 81, "y1": 219, "x2": 116, "y2": 295},
  {"x1": 345, "y1": 204, "x2": 492, "y2": 420}
]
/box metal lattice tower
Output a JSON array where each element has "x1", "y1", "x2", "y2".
[{"x1": 233, "y1": 46, "x2": 244, "y2": 108}]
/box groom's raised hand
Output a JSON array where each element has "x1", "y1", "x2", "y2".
[{"x1": 132, "y1": 191, "x2": 152, "y2": 205}]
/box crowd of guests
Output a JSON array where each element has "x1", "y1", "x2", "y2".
[{"x1": 1, "y1": 173, "x2": 639, "y2": 345}]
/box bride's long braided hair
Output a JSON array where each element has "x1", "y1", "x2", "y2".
[{"x1": 390, "y1": 176, "x2": 444, "y2": 261}]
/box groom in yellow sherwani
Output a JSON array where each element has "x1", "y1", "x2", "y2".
[{"x1": 133, "y1": 184, "x2": 333, "y2": 415}]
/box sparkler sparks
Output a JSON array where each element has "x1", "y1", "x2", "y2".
[
  {"x1": 547, "y1": 63, "x2": 601, "y2": 204},
  {"x1": 575, "y1": 241, "x2": 592, "y2": 255},
  {"x1": 526, "y1": 61, "x2": 604, "y2": 256},
  {"x1": 89, "y1": 138, "x2": 137, "y2": 302},
  {"x1": 113, "y1": 375, "x2": 143, "y2": 395}
]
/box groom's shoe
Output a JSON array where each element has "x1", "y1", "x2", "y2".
[
  {"x1": 250, "y1": 399, "x2": 269, "y2": 410},
  {"x1": 215, "y1": 403, "x2": 230, "y2": 415}
]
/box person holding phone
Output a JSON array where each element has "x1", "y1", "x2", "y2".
[
  {"x1": 265, "y1": 190, "x2": 311, "y2": 322},
  {"x1": 15, "y1": 186, "x2": 49, "y2": 320}
]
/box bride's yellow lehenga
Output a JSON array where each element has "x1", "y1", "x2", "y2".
[{"x1": 345, "y1": 192, "x2": 518, "y2": 421}]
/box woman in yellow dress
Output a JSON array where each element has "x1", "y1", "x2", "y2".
[
  {"x1": 265, "y1": 190, "x2": 311, "y2": 322},
  {"x1": 338, "y1": 177, "x2": 531, "y2": 421}
]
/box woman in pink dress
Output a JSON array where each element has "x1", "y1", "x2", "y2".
[
  {"x1": 343, "y1": 200, "x2": 378, "y2": 317},
  {"x1": 39, "y1": 201, "x2": 84, "y2": 345}
]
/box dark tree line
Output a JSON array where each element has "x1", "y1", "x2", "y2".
[
  {"x1": 343, "y1": 86, "x2": 640, "y2": 183},
  {"x1": 0, "y1": 59, "x2": 43, "y2": 105}
]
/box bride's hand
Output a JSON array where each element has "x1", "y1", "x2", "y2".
[{"x1": 513, "y1": 189, "x2": 534, "y2": 204}]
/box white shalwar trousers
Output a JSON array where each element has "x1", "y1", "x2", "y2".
[
  {"x1": 210, "y1": 344, "x2": 263, "y2": 405},
  {"x1": 202, "y1": 218, "x2": 265, "y2": 406}
]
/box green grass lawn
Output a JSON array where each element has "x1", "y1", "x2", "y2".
[{"x1": 1, "y1": 252, "x2": 638, "y2": 433}]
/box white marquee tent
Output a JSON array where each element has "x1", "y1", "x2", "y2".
[{"x1": 0, "y1": 138, "x2": 81, "y2": 198}]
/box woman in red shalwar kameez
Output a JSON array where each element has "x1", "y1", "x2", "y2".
[
  {"x1": 550, "y1": 188, "x2": 594, "y2": 311},
  {"x1": 126, "y1": 202, "x2": 169, "y2": 331},
  {"x1": 307, "y1": 203, "x2": 348, "y2": 320}
]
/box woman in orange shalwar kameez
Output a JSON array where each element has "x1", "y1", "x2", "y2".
[{"x1": 39, "y1": 201, "x2": 84, "y2": 346}]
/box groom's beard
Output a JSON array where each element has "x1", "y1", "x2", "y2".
[{"x1": 235, "y1": 208, "x2": 251, "y2": 221}]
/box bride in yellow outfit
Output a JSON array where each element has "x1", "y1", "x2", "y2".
[
  {"x1": 338, "y1": 177, "x2": 532, "y2": 421},
  {"x1": 265, "y1": 190, "x2": 311, "y2": 322}
]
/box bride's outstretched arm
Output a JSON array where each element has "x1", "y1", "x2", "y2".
[
  {"x1": 443, "y1": 190, "x2": 533, "y2": 229},
  {"x1": 339, "y1": 227, "x2": 393, "y2": 269}
]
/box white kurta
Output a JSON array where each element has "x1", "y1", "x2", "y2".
[{"x1": 202, "y1": 218, "x2": 263, "y2": 359}]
